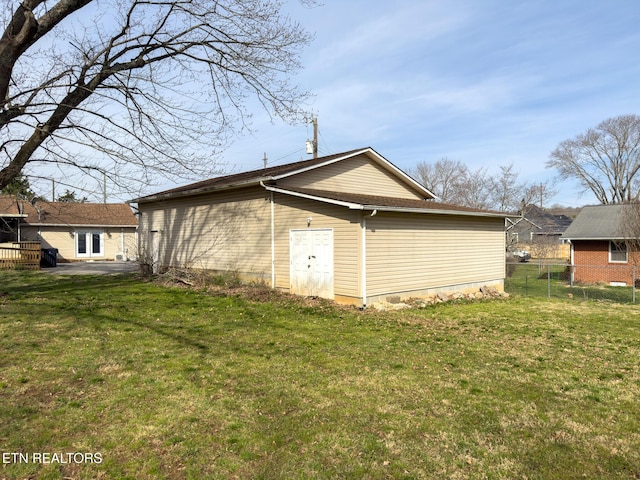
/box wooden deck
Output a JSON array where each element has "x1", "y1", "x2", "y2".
[{"x1": 0, "y1": 242, "x2": 41, "y2": 270}]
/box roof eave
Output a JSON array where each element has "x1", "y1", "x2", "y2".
[
  {"x1": 562, "y1": 236, "x2": 626, "y2": 241},
  {"x1": 263, "y1": 185, "x2": 507, "y2": 218},
  {"x1": 24, "y1": 223, "x2": 138, "y2": 228},
  {"x1": 362, "y1": 205, "x2": 508, "y2": 218},
  {"x1": 132, "y1": 178, "x2": 268, "y2": 203}
]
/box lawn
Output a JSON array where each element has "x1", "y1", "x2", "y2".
[
  {"x1": 506, "y1": 262, "x2": 637, "y2": 303},
  {"x1": 1, "y1": 271, "x2": 639, "y2": 479}
]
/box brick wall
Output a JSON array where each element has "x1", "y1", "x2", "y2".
[{"x1": 572, "y1": 240, "x2": 637, "y2": 285}]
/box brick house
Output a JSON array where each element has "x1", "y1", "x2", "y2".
[{"x1": 562, "y1": 204, "x2": 638, "y2": 286}]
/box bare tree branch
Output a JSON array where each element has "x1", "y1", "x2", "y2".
[
  {"x1": 0, "y1": 0, "x2": 313, "y2": 194},
  {"x1": 547, "y1": 114, "x2": 640, "y2": 204}
]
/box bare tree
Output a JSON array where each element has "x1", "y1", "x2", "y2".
[
  {"x1": 0, "y1": 0, "x2": 314, "y2": 196},
  {"x1": 409, "y1": 157, "x2": 466, "y2": 203},
  {"x1": 489, "y1": 163, "x2": 522, "y2": 212},
  {"x1": 410, "y1": 158, "x2": 542, "y2": 212},
  {"x1": 455, "y1": 165, "x2": 492, "y2": 210},
  {"x1": 547, "y1": 114, "x2": 640, "y2": 204},
  {"x1": 523, "y1": 181, "x2": 557, "y2": 209}
]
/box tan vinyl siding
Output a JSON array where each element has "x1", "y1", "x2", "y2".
[
  {"x1": 139, "y1": 187, "x2": 272, "y2": 278},
  {"x1": 272, "y1": 193, "x2": 361, "y2": 298},
  {"x1": 278, "y1": 153, "x2": 425, "y2": 200},
  {"x1": 366, "y1": 212, "x2": 505, "y2": 297},
  {"x1": 20, "y1": 226, "x2": 137, "y2": 260}
]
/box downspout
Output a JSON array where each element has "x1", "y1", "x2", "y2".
[
  {"x1": 270, "y1": 191, "x2": 275, "y2": 288},
  {"x1": 569, "y1": 240, "x2": 575, "y2": 286},
  {"x1": 361, "y1": 209, "x2": 378, "y2": 308},
  {"x1": 361, "y1": 213, "x2": 367, "y2": 308},
  {"x1": 260, "y1": 182, "x2": 276, "y2": 288}
]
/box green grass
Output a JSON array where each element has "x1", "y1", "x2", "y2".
[
  {"x1": 506, "y1": 263, "x2": 637, "y2": 303},
  {"x1": 1, "y1": 271, "x2": 640, "y2": 479}
]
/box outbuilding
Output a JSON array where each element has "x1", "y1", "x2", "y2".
[{"x1": 133, "y1": 148, "x2": 507, "y2": 306}]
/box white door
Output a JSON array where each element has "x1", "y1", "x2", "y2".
[
  {"x1": 76, "y1": 230, "x2": 104, "y2": 258},
  {"x1": 290, "y1": 229, "x2": 334, "y2": 299}
]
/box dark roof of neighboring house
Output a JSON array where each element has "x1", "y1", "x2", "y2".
[
  {"x1": 0, "y1": 194, "x2": 138, "y2": 227},
  {"x1": 561, "y1": 204, "x2": 625, "y2": 240},
  {"x1": 133, "y1": 147, "x2": 435, "y2": 203},
  {"x1": 508, "y1": 204, "x2": 573, "y2": 234}
]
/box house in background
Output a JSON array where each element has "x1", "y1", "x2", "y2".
[
  {"x1": 506, "y1": 204, "x2": 573, "y2": 260},
  {"x1": 0, "y1": 195, "x2": 27, "y2": 243},
  {"x1": 0, "y1": 194, "x2": 138, "y2": 262},
  {"x1": 562, "y1": 204, "x2": 637, "y2": 286},
  {"x1": 133, "y1": 147, "x2": 507, "y2": 307}
]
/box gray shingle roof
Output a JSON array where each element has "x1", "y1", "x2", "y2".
[{"x1": 561, "y1": 204, "x2": 625, "y2": 240}]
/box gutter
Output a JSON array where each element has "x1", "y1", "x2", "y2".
[
  {"x1": 356, "y1": 204, "x2": 508, "y2": 218},
  {"x1": 25, "y1": 223, "x2": 138, "y2": 228},
  {"x1": 132, "y1": 177, "x2": 273, "y2": 204},
  {"x1": 262, "y1": 185, "x2": 507, "y2": 219},
  {"x1": 562, "y1": 236, "x2": 628, "y2": 241}
]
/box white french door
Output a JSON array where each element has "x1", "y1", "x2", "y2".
[{"x1": 76, "y1": 230, "x2": 104, "y2": 258}]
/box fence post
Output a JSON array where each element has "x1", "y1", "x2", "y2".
[
  {"x1": 633, "y1": 267, "x2": 636, "y2": 304},
  {"x1": 547, "y1": 264, "x2": 551, "y2": 299}
]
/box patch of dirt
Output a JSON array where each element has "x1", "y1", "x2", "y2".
[{"x1": 154, "y1": 268, "x2": 357, "y2": 313}]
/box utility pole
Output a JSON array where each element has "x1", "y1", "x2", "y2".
[
  {"x1": 312, "y1": 116, "x2": 318, "y2": 159},
  {"x1": 263, "y1": 152, "x2": 268, "y2": 169},
  {"x1": 305, "y1": 115, "x2": 318, "y2": 159}
]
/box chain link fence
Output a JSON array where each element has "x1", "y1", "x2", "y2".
[{"x1": 505, "y1": 262, "x2": 637, "y2": 303}]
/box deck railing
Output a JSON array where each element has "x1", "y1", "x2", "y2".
[{"x1": 0, "y1": 242, "x2": 41, "y2": 270}]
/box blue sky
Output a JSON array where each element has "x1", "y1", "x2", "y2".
[{"x1": 210, "y1": 0, "x2": 640, "y2": 207}]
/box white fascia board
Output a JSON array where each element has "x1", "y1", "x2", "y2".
[
  {"x1": 261, "y1": 184, "x2": 362, "y2": 209},
  {"x1": 360, "y1": 205, "x2": 509, "y2": 218},
  {"x1": 364, "y1": 149, "x2": 438, "y2": 200}
]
